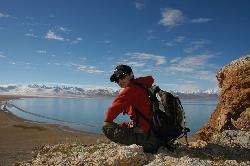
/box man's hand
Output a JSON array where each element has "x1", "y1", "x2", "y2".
[{"x1": 127, "y1": 120, "x2": 135, "y2": 128}]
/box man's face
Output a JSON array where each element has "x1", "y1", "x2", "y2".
[{"x1": 116, "y1": 73, "x2": 133, "y2": 88}]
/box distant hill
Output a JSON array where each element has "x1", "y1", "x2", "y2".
[{"x1": 0, "y1": 84, "x2": 218, "y2": 99}]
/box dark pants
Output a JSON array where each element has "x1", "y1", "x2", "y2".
[{"x1": 102, "y1": 123, "x2": 160, "y2": 153}]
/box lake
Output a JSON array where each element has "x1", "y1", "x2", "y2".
[{"x1": 6, "y1": 97, "x2": 217, "y2": 136}]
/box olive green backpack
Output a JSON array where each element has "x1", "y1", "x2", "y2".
[{"x1": 132, "y1": 83, "x2": 190, "y2": 147}]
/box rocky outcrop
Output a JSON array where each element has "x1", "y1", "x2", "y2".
[
  {"x1": 195, "y1": 55, "x2": 250, "y2": 141},
  {"x1": 211, "y1": 130, "x2": 250, "y2": 149},
  {"x1": 16, "y1": 130, "x2": 250, "y2": 166}
]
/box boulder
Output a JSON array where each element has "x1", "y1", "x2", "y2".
[{"x1": 195, "y1": 55, "x2": 250, "y2": 141}]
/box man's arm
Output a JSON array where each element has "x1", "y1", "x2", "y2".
[{"x1": 103, "y1": 88, "x2": 132, "y2": 125}]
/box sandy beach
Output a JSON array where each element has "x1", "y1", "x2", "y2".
[{"x1": 0, "y1": 95, "x2": 106, "y2": 166}]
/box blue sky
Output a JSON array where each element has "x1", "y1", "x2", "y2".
[{"x1": 0, "y1": 0, "x2": 249, "y2": 92}]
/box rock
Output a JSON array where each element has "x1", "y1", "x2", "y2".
[
  {"x1": 189, "y1": 140, "x2": 208, "y2": 148},
  {"x1": 211, "y1": 130, "x2": 250, "y2": 149},
  {"x1": 195, "y1": 55, "x2": 250, "y2": 141},
  {"x1": 103, "y1": 144, "x2": 149, "y2": 166},
  {"x1": 234, "y1": 108, "x2": 250, "y2": 129},
  {"x1": 16, "y1": 138, "x2": 250, "y2": 166}
]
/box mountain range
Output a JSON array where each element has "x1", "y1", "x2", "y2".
[{"x1": 0, "y1": 84, "x2": 218, "y2": 99}]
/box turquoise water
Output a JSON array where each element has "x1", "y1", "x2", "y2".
[{"x1": 8, "y1": 97, "x2": 217, "y2": 136}]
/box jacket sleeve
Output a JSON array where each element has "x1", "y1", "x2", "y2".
[{"x1": 104, "y1": 87, "x2": 132, "y2": 123}]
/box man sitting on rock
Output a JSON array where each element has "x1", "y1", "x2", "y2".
[{"x1": 102, "y1": 64, "x2": 160, "y2": 153}]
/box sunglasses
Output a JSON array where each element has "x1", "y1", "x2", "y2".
[{"x1": 114, "y1": 73, "x2": 127, "y2": 83}]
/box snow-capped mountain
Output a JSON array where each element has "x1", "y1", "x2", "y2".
[
  {"x1": 0, "y1": 84, "x2": 119, "y2": 97},
  {"x1": 201, "y1": 88, "x2": 219, "y2": 94},
  {"x1": 0, "y1": 84, "x2": 218, "y2": 99}
]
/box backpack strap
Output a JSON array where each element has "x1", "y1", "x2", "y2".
[
  {"x1": 131, "y1": 82, "x2": 159, "y2": 104},
  {"x1": 130, "y1": 82, "x2": 153, "y2": 126}
]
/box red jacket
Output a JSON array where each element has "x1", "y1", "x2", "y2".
[{"x1": 104, "y1": 76, "x2": 154, "y2": 133}]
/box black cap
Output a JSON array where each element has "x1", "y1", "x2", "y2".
[{"x1": 110, "y1": 64, "x2": 133, "y2": 82}]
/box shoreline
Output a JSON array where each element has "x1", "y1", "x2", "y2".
[
  {"x1": 1, "y1": 94, "x2": 197, "y2": 137},
  {"x1": 0, "y1": 95, "x2": 107, "y2": 166}
]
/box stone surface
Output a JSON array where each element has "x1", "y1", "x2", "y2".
[
  {"x1": 195, "y1": 55, "x2": 250, "y2": 141},
  {"x1": 16, "y1": 130, "x2": 250, "y2": 166},
  {"x1": 211, "y1": 130, "x2": 250, "y2": 149}
]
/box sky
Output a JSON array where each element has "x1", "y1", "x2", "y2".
[{"x1": 0, "y1": 0, "x2": 249, "y2": 92}]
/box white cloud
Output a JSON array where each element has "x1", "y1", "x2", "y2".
[
  {"x1": 49, "y1": 14, "x2": 55, "y2": 18},
  {"x1": 78, "y1": 57, "x2": 87, "y2": 61},
  {"x1": 0, "y1": 51, "x2": 6, "y2": 58},
  {"x1": 45, "y1": 30, "x2": 64, "y2": 41},
  {"x1": 0, "y1": 54, "x2": 6, "y2": 58},
  {"x1": 37, "y1": 50, "x2": 47, "y2": 54},
  {"x1": 147, "y1": 35, "x2": 155, "y2": 40},
  {"x1": 170, "y1": 57, "x2": 182, "y2": 63},
  {"x1": 104, "y1": 40, "x2": 111, "y2": 44},
  {"x1": 127, "y1": 52, "x2": 166, "y2": 65},
  {"x1": 180, "y1": 54, "x2": 212, "y2": 67},
  {"x1": 0, "y1": 12, "x2": 12, "y2": 18},
  {"x1": 175, "y1": 84, "x2": 201, "y2": 93},
  {"x1": 10, "y1": 62, "x2": 16, "y2": 65},
  {"x1": 116, "y1": 59, "x2": 145, "y2": 68},
  {"x1": 159, "y1": 8, "x2": 186, "y2": 28},
  {"x1": 141, "y1": 68, "x2": 152, "y2": 72},
  {"x1": 185, "y1": 80, "x2": 196, "y2": 84},
  {"x1": 135, "y1": 1, "x2": 146, "y2": 10},
  {"x1": 166, "y1": 36, "x2": 185, "y2": 46},
  {"x1": 97, "y1": 40, "x2": 112, "y2": 44},
  {"x1": 194, "y1": 70, "x2": 216, "y2": 81},
  {"x1": 59, "y1": 26, "x2": 71, "y2": 32},
  {"x1": 25, "y1": 16, "x2": 34, "y2": 20},
  {"x1": 160, "y1": 83, "x2": 202, "y2": 93},
  {"x1": 147, "y1": 30, "x2": 153, "y2": 34},
  {"x1": 125, "y1": 61, "x2": 146, "y2": 67},
  {"x1": 71, "y1": 37, "x2": 82, "y2": 44},
  {"x1": 161, "y1": 83, "x2": 179, "y2": 87},
  {"x1": 166, "y1": 42, "x2": 174, "y2": 47},
  {"x1": 184, "y1": 40, "x2": 210, "y2": 53},
  {"x1": 174, "y1": 36, "x2": 185, "y2": 43},
  {"x1": 72, "y1": 64, "x2": 104, "y2": 74},
  {"x1": 25, "y1": 33, "x2": 37, "y2": 38},
  {"x1": 0, "y1": 12, "x2": 8, "y2": 18},
  {"x1": 191, "y1": 18, "x2": 212, "y2": 23},
  {"x1": 166, "y1": 54, "x2": 216, "y2": 81},
  {"x1": 167, "y1": 65, "x2": 194, "y2": 72},
  {"x1": 146, "y1": 30, "x2": 155, "y2": 40},
  {"x1": 166, "y1": 54, "x2": 212, "y2": 72},
  {"x1": 159, "y1": 8, "x2": 212, "y2": 28}
]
